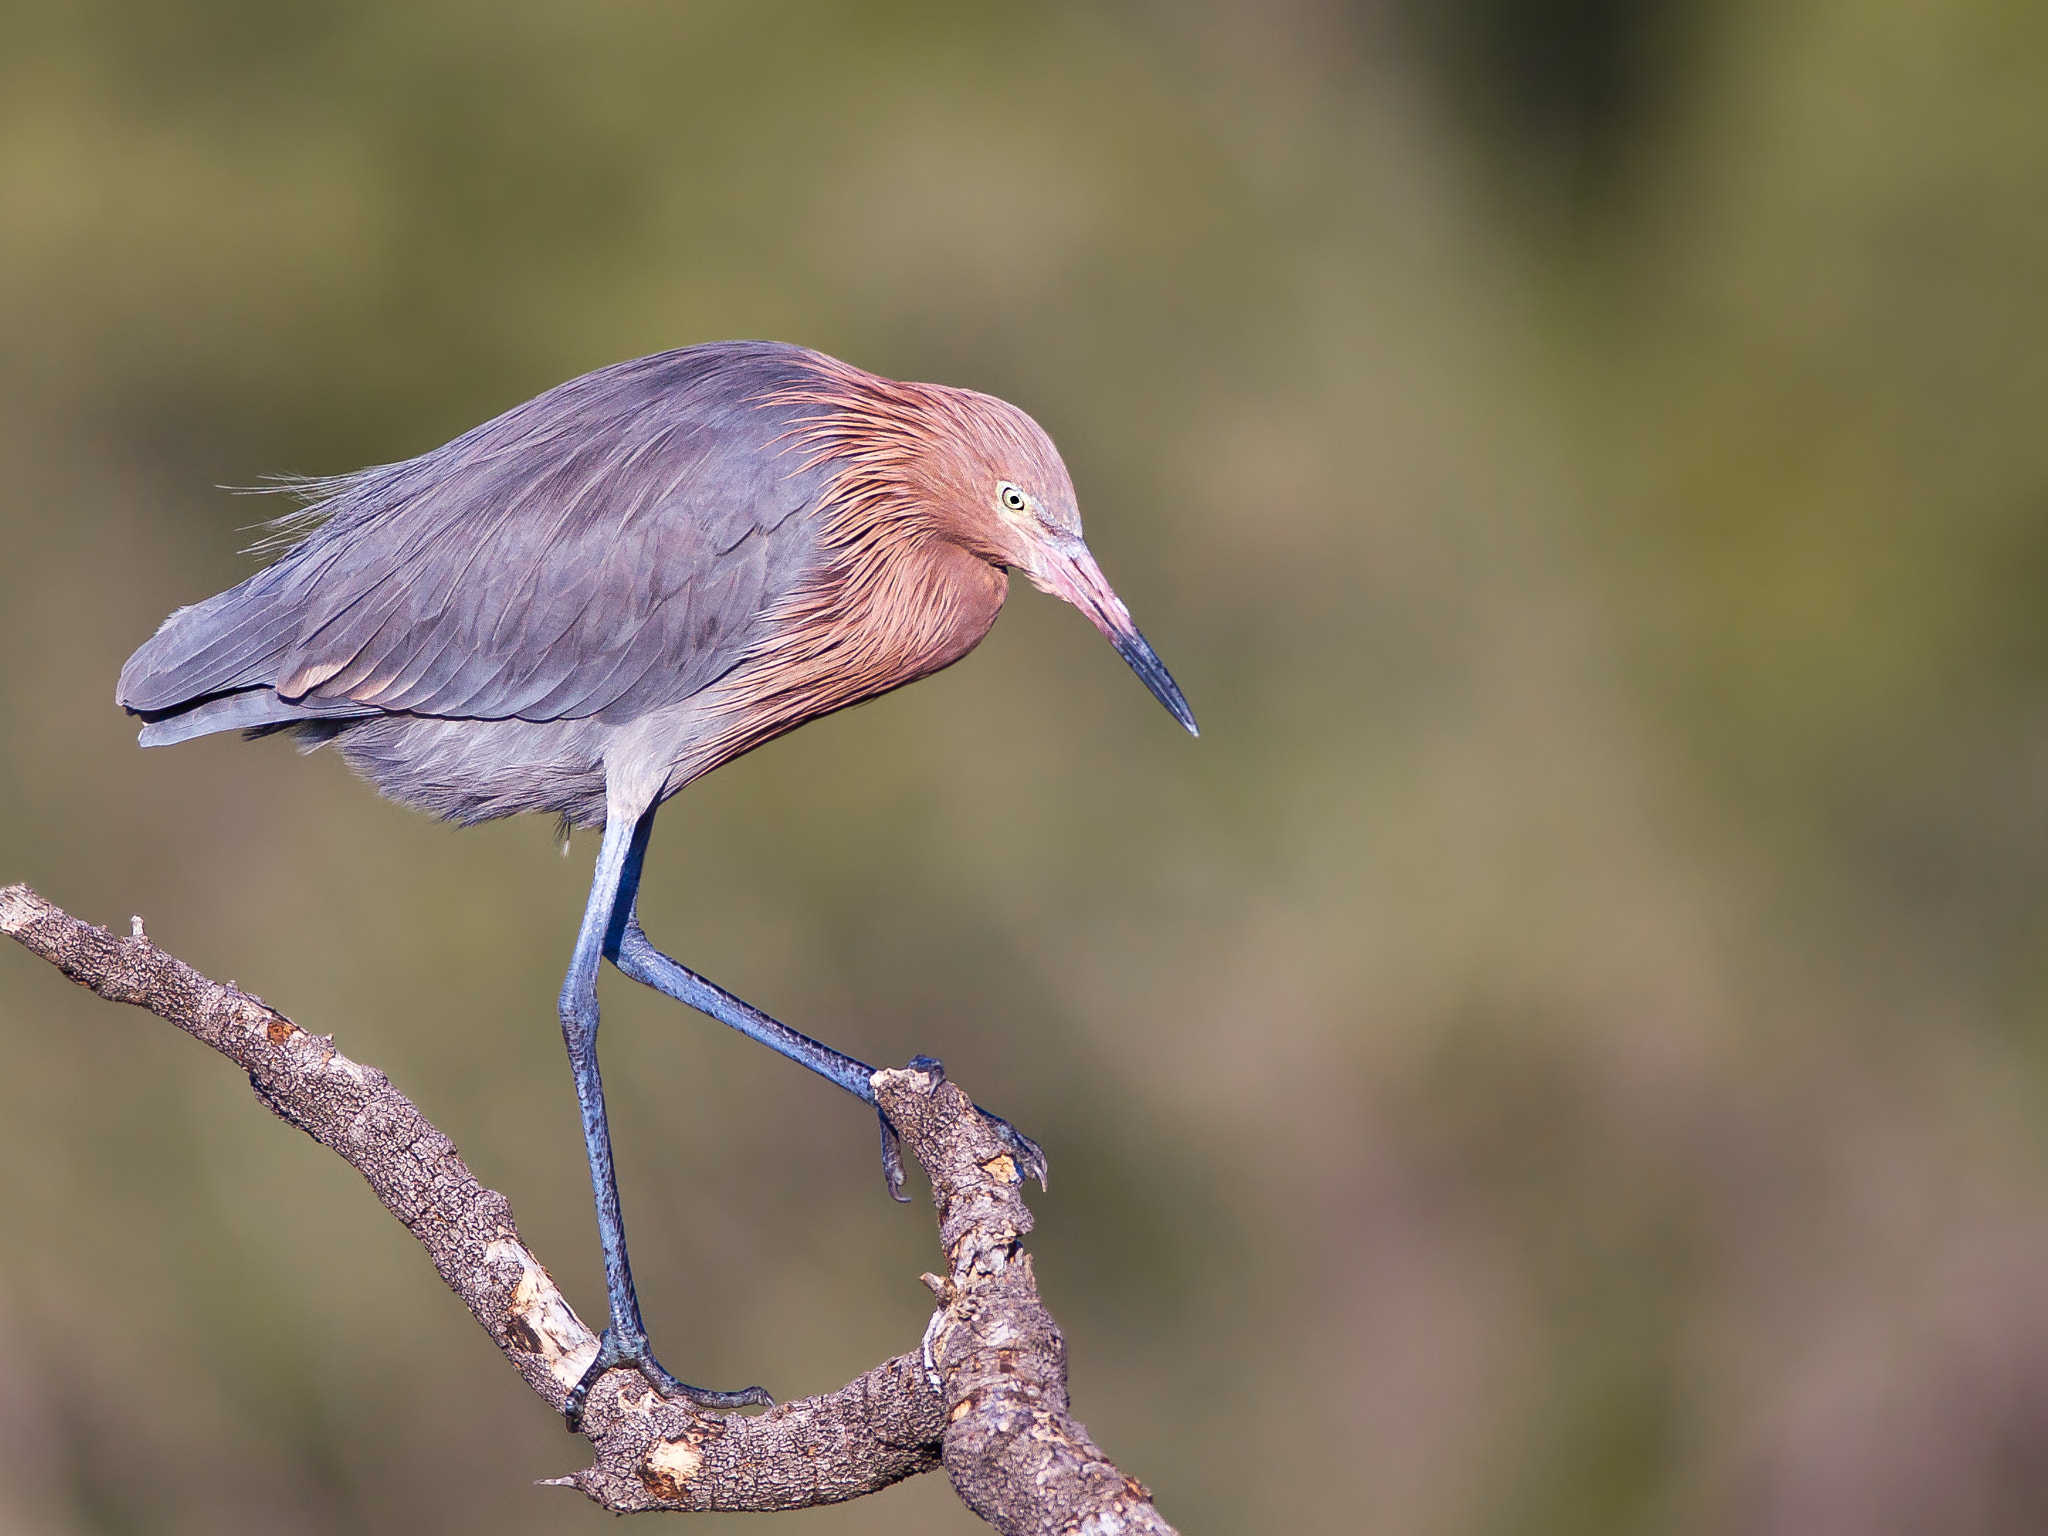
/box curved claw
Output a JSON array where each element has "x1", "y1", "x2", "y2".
[
  {"x1": 876, "y1": 1057, "x2": 943, "y2": 1200},
  {"x1": 976, "y1": 1107, "x2": 1050, "y2": 1190},
  {"x1": 879, "y1": 1108, "x2": 910, "y2": 1203},
  {"x1": 563, "y1": 1325, "x2": 773, "y2": 1432}
]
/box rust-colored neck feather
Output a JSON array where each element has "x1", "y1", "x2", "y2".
[
  {"x1": 679, "y1": 354, "x2": 1026, "y2": 781},
  {"x1": 766, "y1": 351, "x2": 1056, "y2": 563}
]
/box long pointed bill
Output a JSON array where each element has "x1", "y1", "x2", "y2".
[{"x1": 1036, "y1": 543, "x2": 1199, "y2": 737}]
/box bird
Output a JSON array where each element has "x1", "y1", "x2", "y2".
[{"x1": 116, "y1": 340, "x2": 1197, "y2": 1426}]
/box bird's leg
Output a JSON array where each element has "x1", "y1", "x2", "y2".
[
  {"x1": 558, "y1": 807, "x2": 772, "y2": 1431},
  {"x1": 605, "y1": 817, "x2": 1048, "y2": 1193},
  {"x1": 613, "y1": 911, "x2": 1049, "y2": 1192}
]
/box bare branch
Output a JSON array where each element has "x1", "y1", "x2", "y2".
[
  {"x1": 1, "y1": 883, "x2": 1174, "y2": 1532},
  {"x1": 873, "y1": 1065, "x2": 1177, "y2": 1536}
]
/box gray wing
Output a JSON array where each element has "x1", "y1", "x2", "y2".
[{"x1": 120, "y1": 344, "x2": 828, "y2": 732}]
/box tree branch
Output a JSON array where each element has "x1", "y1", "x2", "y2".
[{"x1": 1, "y1": 883, "x2": 1175, "y2": 1533}]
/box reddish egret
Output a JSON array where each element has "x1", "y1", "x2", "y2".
[{"x1": 117, "y1": 341, "x2": 1196, "y2": 1425}]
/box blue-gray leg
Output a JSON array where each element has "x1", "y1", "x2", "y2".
[
  {"x1": 606, "y1": 814, "x2": 1048, "y2": 1194},
  {"x1": 614, "y1": 907, "x2": 919, "y2": 1198},
  {"x1": 559, "y1": 807, "x2": 771, "y2": 1430}
]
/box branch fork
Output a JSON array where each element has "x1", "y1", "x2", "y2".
[{"x1": 1, "y1": 883, "x2": 1174, "y2": 1534}]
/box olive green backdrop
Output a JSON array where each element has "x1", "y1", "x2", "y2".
[{"x1": 4, "y1": 2, "x2": 2048, "y2": 1532}]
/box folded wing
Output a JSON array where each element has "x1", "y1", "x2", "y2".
[{"x1": 118, "y1": 343, "x2": 828, "y2": 739}]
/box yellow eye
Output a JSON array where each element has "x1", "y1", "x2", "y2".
[{"x1": 998, "y1": 482, "x2": 1028, "y2": 513}]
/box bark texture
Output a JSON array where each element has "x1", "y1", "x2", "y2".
[
  {"x1": 1, "y1": 883, "x2": 1175, "y2": 1533},
  {"x1": 877, "y1": 1064, "x2": 1177, "y2": 1536}
]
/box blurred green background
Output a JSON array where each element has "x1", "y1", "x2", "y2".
[{"x1": 5, "y1": 1, "x2": 2048, "y2": 1531}]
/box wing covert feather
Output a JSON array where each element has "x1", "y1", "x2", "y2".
[{"x1": 265, "y1": 345, "x2": 829, "y2": 723}]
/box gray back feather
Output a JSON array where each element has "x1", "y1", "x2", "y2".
[{"x1": 119, "y1": 342, "x2": 834, "y2": 729}]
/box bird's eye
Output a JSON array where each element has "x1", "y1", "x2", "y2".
[{"x1": 998, "y1": 482, "x2": 1028, "y2": 514}]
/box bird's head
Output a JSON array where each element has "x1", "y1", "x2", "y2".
[
  {"x1": 941, "y1": 404, "x2": 1198, "y2": 737},
  {"x1": 775, "y1": 354, "x2": 1198, "y2": 737}
]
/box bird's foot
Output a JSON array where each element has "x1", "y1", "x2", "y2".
[
  {"x1": 876, "y1": 1056, "x2": 1048, "y2": 1201},
  {"x1": 563, "y1": 1325, "x2": 773, "y2": 1432}
]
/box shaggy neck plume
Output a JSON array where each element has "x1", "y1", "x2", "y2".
[{"x1": 676, "y1": 356, "x2": 1017, "y2": 781}]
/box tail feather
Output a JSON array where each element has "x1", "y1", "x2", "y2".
[
  {"x1": 134, "y1": 688, "x2": 375, "y2": 747},
  {"x1": 116, "y1": 565, "x2": 306, "y2": 713},
  {"x1": 119, "y1": 561, "x2": 384, "y2": 747}
]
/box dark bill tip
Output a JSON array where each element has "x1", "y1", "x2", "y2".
[
  {"x1": 1112, "y1": 627, "x2": 1200, "y2": 737},
  {"x1": 1042, "y1": 541, "x2": 1199, "y2": 738}
]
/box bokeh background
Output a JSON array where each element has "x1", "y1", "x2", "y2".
[{"x1": 4, "y1": 1, "x2": 2047, "y2": 1531}]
